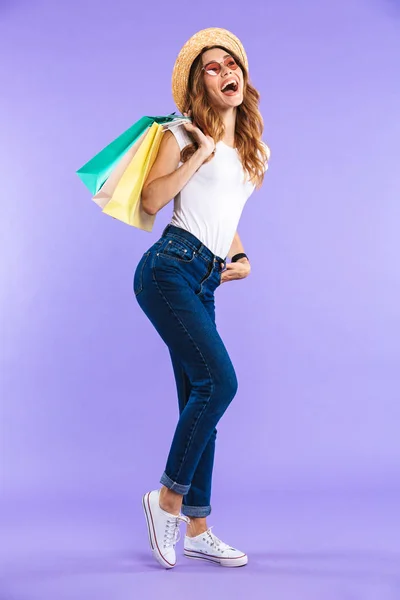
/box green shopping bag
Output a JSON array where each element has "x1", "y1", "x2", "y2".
[{"x1": 76, "y1": 113, "x2": 188, "y2": 195}]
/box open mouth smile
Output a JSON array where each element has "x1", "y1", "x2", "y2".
[{"x1": 221, "y1": 78, "x2": 240, "y2": 95}]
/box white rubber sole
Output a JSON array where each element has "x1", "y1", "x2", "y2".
[
  {"x1": 184, "y1": 548, "x2": 248, "y2": 567},
  {"x1": 142, "y1": 492, "x2": 176, "y2": 569}
]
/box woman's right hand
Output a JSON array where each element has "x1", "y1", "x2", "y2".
[{"x1": 183, "y1": 111, "x2": 215, "y2": 159}]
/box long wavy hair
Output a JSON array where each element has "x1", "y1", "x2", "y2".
[{"x1": 180, "y1": 45, "x2": 269, "y2": 188}]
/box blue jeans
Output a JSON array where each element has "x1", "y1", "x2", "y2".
[{"x1": 134, "y1": 225, "x2": 238, "y2": 517}]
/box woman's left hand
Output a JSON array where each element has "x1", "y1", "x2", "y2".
[{"x1": 220, "y1": 260, "x2": 251, "y2": 283}]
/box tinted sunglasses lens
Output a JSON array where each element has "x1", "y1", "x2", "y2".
[
  {"x1": 225, "y1": 57, "x2": 238, "y2": 70},
  {"x1": 205, "y1": 62, "x2": 221, "y2": 76}
]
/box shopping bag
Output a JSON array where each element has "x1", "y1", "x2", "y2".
[
  {"x1": 76, "y1": 114, "x2": 189, "y2": 195},
  {"x1": 102, "y1": 122, "x2": 164, "y2": 231},
  {"x1": 92, "y1": 129, "x2": 148, "y2": 209}
]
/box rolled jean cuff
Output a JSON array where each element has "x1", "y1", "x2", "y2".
[
  {"x1": 182, "y1": 504, "x2": 212, "y2": 517},
  {"x1": 160, "y1": 472, "x2": 190, "y2": 495}
]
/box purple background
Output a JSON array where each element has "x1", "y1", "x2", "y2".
[{"x1": 1, "y1": 0, "x2": 399, "y2": 598}]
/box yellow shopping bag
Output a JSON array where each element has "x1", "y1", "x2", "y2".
[
  {"x1": 92, "y1": 129, "x2": 148, "y2": 210},
  {"x1": 102, "y1": 122, "x2": 164, "y2": 231}
]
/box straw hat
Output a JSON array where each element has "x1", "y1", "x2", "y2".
[{"x1": 171, "y1": 27, "x2": 249, "y2": 114}]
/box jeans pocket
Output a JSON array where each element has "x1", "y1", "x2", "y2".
[
  {"x1": 133, "y1": 252, "x2": 150, "y2": 296},
  {"x1": 159, "y1": 238, "x2": 196, "y2": 262}
]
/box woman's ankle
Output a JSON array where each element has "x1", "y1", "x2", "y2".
[
  {"x1": 186, "y1": 517, "x2": 208, "y2": 537},
  {"x1": 159, "y1": 486, "x2": 182, "y2": 515}
]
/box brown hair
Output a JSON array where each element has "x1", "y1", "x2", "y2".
[{"x1": 180, "y1": 46, "x2": 269, "y2": 188}]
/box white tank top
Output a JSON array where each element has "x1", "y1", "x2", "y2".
[{"x1": 168, "y1": 125, "x2": 264, "y2": 258}]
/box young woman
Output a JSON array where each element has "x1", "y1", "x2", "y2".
[{"x1": 134, "y1": 27, "x2": 270, "y2": 569}]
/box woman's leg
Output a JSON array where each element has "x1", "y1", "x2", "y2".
[
  {"x1": 169, "y1": 351, "x2": 216, "y2": 535},
  {"x1": 169, "y1": 350, "x2": 217, "y2": 512},
  {"x1": 168, "y1": 284, "x2": 218, "y2": 519},
  {"x1": 136, "y1": 251, "x2": 237, "y2": 509}
]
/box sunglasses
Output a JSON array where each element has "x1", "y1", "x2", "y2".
[{"x1": 202, "y1": 56, "x2": 239, "y2": 77}]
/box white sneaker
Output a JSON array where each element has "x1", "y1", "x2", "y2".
[
  {"x1": 142, "y1": 490, "x2": 190, "y2": 569},
  {"x1": 184, "y1": 526, "x2": 248, "y2": 567}
]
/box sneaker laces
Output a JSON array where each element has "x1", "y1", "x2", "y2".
[
  {"x1": 204, "y1": 526, "x2": 230, "y2": 551},
  {"x1": 164, "y1": 514, "x2": 190, "y2": 549}
]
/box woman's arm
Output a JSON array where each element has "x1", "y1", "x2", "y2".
[
  {"x1": 227, "y1": 231, "x2": 248, "y2": 262},
  {"x1": 141, "y1": 121, "x2": 215, "y2": 216},
  {"x1": 221, "y1": 231, "x2": 251, "y2": 283}
]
